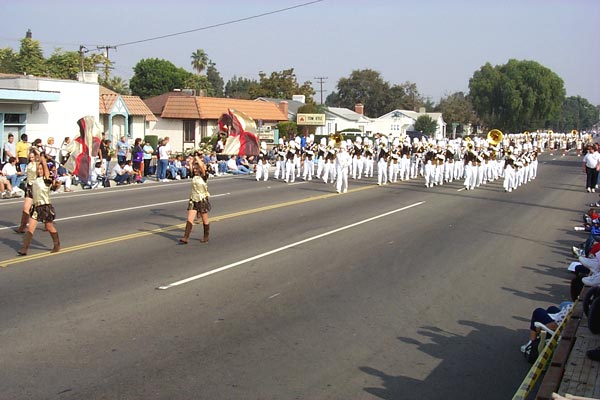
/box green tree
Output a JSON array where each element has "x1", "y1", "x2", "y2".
[
  {"x1": 99, "y1": 76, "x2": 130, "y2": 95},
  {"x1": 130, "y1": 58, "x2": 191, "y2": 99},
  {"x1": 437, "y1": 92, "x2": 474, "y2": 124},
  {"x1": 469, "y1": 59, "x2": 565, "y2": 131},
  {"x1": 249, "y1": 68, "x2": 315, "y2": 102},
  {"x1": 0, "y1": 47, "x2": 16, "y2": 73},
  {"x1": 14, "y1": 37, "x2": 46, "y2": 76},
  {"x1": 183, "y1": 74, "x2": 213, "y2": 96},
  {"x1": 206, "y1": 61, "x2": 224, "y2": 97},
  {"x1": 397, "y1": 81, "x2": 424, "y2": 111},
  {"x1": 190, "y1": 49, "x2": 208, "y2": 75},
  {"x1": 326, "y1": 69, "x2": 390, "y2": 117},
  {"x1": 224, "y1": 75, "x2": 259, "y2": 99},
  {"x1": 556, "y1": 96, "x2": 599, "y2": 131},
  {"x1": 413, "y1": 115, "x2": 438, "y2": 135}
]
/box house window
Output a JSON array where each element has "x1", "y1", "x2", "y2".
[{"x1": 183, "y1": 120, "x2": 195, "y2": 143}]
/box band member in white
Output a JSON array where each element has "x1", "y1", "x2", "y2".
[
  {"x1": 336, "y1": 142, "x2": 351, "y2": 193},
  {"x1": 255, "y1": 142, "x2": 269, "y2": 181}
]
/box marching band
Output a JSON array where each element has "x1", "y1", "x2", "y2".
[{"x1": 251, "y1": 130, "x2": 580, "y2": 194}]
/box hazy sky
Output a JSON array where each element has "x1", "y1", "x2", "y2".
[{"x1": 2, "y1": 0, "x2": 599, "y2": 105}]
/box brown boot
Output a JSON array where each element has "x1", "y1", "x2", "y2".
[
  {"x1": 17, "y1": 232, "x2": 33, "y2": 256},
  {"x1": 179, "y1": 222, "x2": 193, "y2": 244},
  {"x1": 199, "y1": 223, "x2": 209, "y2": 243},
  {"x1": 14, "y1": 211, "x2": 29, "y2": 234},
  {"x1": 50, "y1": 232, "x2": 60, "y2": 253}
]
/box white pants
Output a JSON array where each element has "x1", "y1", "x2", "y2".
[
  {"x1": 255, "y1": 161, "x2": 269, "y2": 181},
  {"x1": 303, "y1": 158, "x2": 314, "y2": 180},
  {"x1": 274, "y1": 159, "x2": 285, "y2": 180},
  {"x1": 336, "y1": 166, "x2": 348, "y2": 193},
  {"x1": 377, "y1": 159, "x2": 388, "y2": 185}
]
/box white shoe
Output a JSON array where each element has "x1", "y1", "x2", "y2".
[
  {"x1": 574, "y1": 226, "x2": 586, "y2": 231},
  {"x1": 520, "y1": 340, "x2": 532, "y2": 353},
  {"x1": 582, "y1": 271, "x2": 600, "y2": 286},
  {"x1": 175, "y1": 175, "x2": 181, "y2": 180},
  {"x1": 573, "y1": 246, "x2": 585, "y2": 258}
]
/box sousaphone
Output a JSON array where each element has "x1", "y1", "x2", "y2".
[{"x1": 487, "y1": 129, "x2": 503, "y2": 146}]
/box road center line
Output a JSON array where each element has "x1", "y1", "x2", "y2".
[
  {"x1": 156, "y1": 201, "x2": 425, "y2": 290},
  {"x1": 0, "y1": 185, "x2": 374, "y2": 267}
]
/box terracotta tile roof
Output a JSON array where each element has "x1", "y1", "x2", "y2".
[
  {"x1": 99, "y1": 86, "x2": 157, "y2": 121},
  {"x1": 161, "y1": 96, "x2": 201, "y2": 119},
  {"x1": 143, "y1": 91, "x2": 193, "y2": 115},
  {"x1": 195, "y1": 97, "x2": 287, "y2": 121}
]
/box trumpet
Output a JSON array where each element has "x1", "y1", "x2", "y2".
[{"x1": 487, "y1": 129, "x2": 503, "y2": 146}]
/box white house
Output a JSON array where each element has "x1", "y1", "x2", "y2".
[
  {"x1": 374, "y1": 108, "x2": 447, "y2": 140},
  {"x1": 318, "y1": 104, "x2": 374, "y2": 136},
  {"x1": 0, "y1": 72, "x2": 99, "y2": 153}
]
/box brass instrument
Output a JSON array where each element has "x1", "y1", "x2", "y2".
[
  {"x1": 572, "y1": 129, "x2": 579, "y2": 137},
  {"x1": 487, "y1": 129, "x2": 503, "y2": 146},
  {"x1": 329, "y1": 132, "x2": 344, "y2": 148}
]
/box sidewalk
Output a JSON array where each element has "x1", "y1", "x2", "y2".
[{"x1": 536, "y1": 288, "x2": 600, "y2": 399}]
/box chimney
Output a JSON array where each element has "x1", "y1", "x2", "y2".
[
  {"x1": 355, "y1": 103, "x2": 364, "y2": 115},
  {"x1": 279, "y1": 101, "x2": 288, "y2": 118},
  {"x1": 419, "y1": 107, "x2": 426, "y2": 114}
]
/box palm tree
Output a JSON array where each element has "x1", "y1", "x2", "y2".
[{"x1": 190, "y1": 49, "x2": 209, "y2": 75}]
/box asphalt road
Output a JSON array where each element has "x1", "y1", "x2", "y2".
[{"x1": 0, "y1": 152, "x2": 588, "y2": 400}]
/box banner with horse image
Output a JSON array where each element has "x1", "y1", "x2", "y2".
[{"x1": 218, "y1": 109, "x2": 260, "y2": 156}]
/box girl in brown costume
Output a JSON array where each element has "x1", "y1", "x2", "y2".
[
  {"x1": 14, "y1": 150, "x2": 39, "y2": 233},
  {"x1": 17, "y1": 154, "x2": 60, "y2": 255},
  {"x1": 179, "y1": 155, "x2": 211, "y2": 244}
]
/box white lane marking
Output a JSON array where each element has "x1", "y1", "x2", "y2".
[
  {"x1": 157, "y1": 201, "x2": 425, "y2": 290},
  {"x1": 457, "y1": 188, "x2": 465, "y2": 192},
  {"x1": 268, "y1": 293, "x2": 280, "y2": 299},
  {"x1": 0, "y1": 193, "x2": 230, "y2": 231}
]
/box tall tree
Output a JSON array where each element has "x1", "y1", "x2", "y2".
[
  {"x1": 14, "y1": 37, "x2": 46, "y2": 76},
  {"x1": 224, "y1": 75, "x2": 259, "y2": 99},
  {"x1": 249, "y1": 68, "x2": 315, "y2": 102},
  {"x1": 206, "y1": 60, "x2": 224, "y2": 97},
  {"x1": 556, "y1": 96, "x2": 599, "y2": 131},
  {"x1": 469, "y1": 59, "x2": 565, "y2": 131},
  {"x1": 130, "y1": 58, "x2": 191, "y2": 99},
  {"x1": 437, "y1": 92, "x2": 474, "y2": 124},
  {"x1": 397, "y1": 81, "x2": 424, "y2": 111},
  {"x1": 190, "y1": 49, "x2": 209, "y2": 75},
  {"x1": 326, "y1": 69, "x2": 389, "y2": 117},
  {"x1": 46, "y1": 48, "x2": 103, "y2": 80}
]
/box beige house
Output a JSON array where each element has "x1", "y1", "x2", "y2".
[
  {"x1": 144, "y1": 92, "x2": 288, "y2": 152},
  {"x1": 99, "y1": 86, "x2": 156, "y2": 144}
]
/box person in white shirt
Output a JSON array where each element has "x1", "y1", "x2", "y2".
[
  {"x1": 4, "y1": 133, "x2": 16, "y2": 163},
  {"x1": 157, "y1": 137, "x2": 171, "y2": 182},
  {"x1": 2, "y1": 156, "x2": 25, "y2": 189},
  {"x1": 582, "y1": 145, "x2": 600, "y2": 192}
]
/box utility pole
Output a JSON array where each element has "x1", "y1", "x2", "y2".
[
  {"x1": 97, "y1": 45, "x2": 117, "y2": 82},
  {"x1": 314, "y1": 76, "x2": 328, "y2": 104}
]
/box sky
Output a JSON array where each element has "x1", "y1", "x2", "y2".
[{"x1": 1, "y1": 0, "x2": 599, "y2": 106}]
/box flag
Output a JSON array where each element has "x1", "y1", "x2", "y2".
[
  {"x1": 64, "y1": 116, "x2": 103, "y2": 183},
  {"x1": 219, "y1": 109, "x2": 260, "y2": 156}
]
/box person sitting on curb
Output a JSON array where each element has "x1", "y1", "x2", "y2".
[
  {"x1": 55, "y1": 163, "x2": 74, "y2": 192},
  {"x1": 2, "y1": 156, "x2": 25, "y2": 189},
  {"x1": 168, "y1": 155, "x2": 188, "y2": 180},
  {"x1": 520, "y1": 301, "x2": 574, "y2": 355},
  {"x1": 573, "y1": 218, "x2": 600, "y2": 258},
  {"x1": 226, "y1": 156, "x2": 250, "y2": 174},
  {"x1": 111, "y1": 161, "x2": 132, "y2": 185}
]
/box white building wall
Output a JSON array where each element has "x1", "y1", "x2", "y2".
[
  {"x1": 30, "y1": 79, "x2": 99, "y2": 144},
  {"x1": 153, "y1": 118, "x2": 183, "y2": 152}
]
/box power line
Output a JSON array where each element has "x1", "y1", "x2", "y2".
[
  {"x1": 113, "y1": 0, "x2": 324, "y2": 48},
  {"x1": 314, "y1": 76, "x2": 328, "y2": 104}
]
